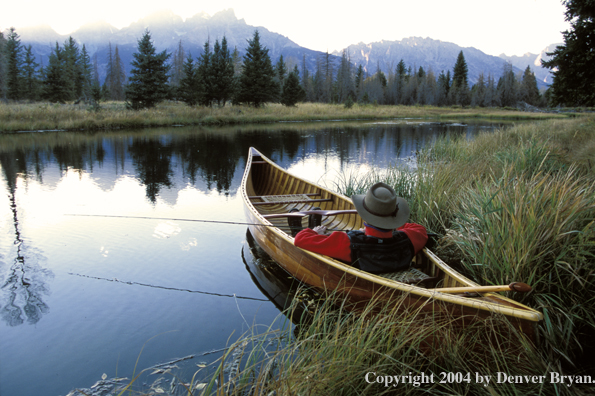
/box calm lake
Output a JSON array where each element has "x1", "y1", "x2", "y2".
[{"x1": 0, "y1": 120, "x2": 508, "y2": 395}]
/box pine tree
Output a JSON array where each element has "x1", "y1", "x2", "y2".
[
  {"x1": 79, "y1": 45, "x2": 93, "y2": 101},
  {"x1": 274, "y1": 54, "x2": 287, "y2": 97},
  {"x1": 236, "y1": 30, "x2": 279, "y2": 107},
  {"x1": 471, "y1": 72, "x2": 486, "y2": 107},
  {"x1": 281, "y1": 66, "x2": 305, "y2": 106},
  {"x1": 395, "y1": 59, "x2": 408, "y2": 104},
  {"x1": 105, "y1": 43, "x2": 126, "y2": 101},
  {"x1": 497, "y1": 62, "x2": 518, "y2": 107},
  {"x1": 126, "y1": 30, "x2": 171, "y2": 110},
  {"x1": 21, "y1": 45, "x2": 40, "y2": 100},
  {"x1": 63, "y1": 37, "x2": 81, "y2": 100},
  {"x1": 451, "y1": 51, "x2": 470, "y2": 105},
  {"x1": 6, "y1": 27, "x2": 23, "y2": 100},
  {"x1": 179, "y1": 54, "x2": 199, "y2": 106},
  {"x1": 170, "y1": 40, "x2": 186, "y2": 97},
  {"x1": 43, "y1": 42, "x2": 69, "y2": 103},
  {"x1": 0, "y1": 31, "x2": 7, "y2": 99},
  {"x1": 211, "y1": 37, "x2": 235, "y2": 106},
  {"x1": 542, "y1": 0, "x2": 595, "y2": 106},
  {"x1": 111, "y1": 46, "x2": 126, "y2": 100},
  {"x1": 335, "y1": 50, "x2": 354, "y2": 103},
  {"x1": 520, "y1": 66, "x2": 541, "y2": 106},
  {"x1": 196, "y1": 40, "x2": 214, "y2": 106}
]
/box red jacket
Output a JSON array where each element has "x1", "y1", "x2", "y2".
[{"x1": 294, "y1": 223, "x2": 428, "y2": 263}]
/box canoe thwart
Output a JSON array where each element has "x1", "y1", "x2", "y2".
[{"x1": 263, "y1": 209, "x2": 358, "y2": 219}]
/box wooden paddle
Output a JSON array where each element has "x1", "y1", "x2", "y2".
[
  {"x1": 430, "y1": 282, "x2": 532, "y2": 294},
  {"x1": 263, "y1": 209, "x2": 358, "y2": 219}
]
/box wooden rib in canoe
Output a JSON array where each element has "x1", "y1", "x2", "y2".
[{"x1": 240, "y1": 147, "x2": 543, "y2": 339}]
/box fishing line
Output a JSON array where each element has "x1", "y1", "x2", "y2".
[
  {"x1": 68, "y1": 272, "x2": 269, "y2": 302},
  {"x1": 65, "y1": 214, "x2": 348, "y2": 231}
]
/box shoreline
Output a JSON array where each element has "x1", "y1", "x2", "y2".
[{"x1": 0, "y1": 101, "x2": 572, "y2": 134}]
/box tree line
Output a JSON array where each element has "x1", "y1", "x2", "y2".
[{"x1": 2, "y1": 24, "x2": 588, "y2": 109}]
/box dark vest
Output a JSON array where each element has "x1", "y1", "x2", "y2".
[{"x1": 346, "y1": 230, "x2": 414, "y2": 273}]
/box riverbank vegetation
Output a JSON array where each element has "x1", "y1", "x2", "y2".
[{"x1": 0, "y1": 101, "x2": 571, "y2": 133}]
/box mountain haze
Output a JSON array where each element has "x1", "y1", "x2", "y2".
[
  {"x1": 13, "y1": 9, "x2": 553, "y2": 90},
  {"x1": 337, "y1": 37, "x2": 551, "y2": 90}
]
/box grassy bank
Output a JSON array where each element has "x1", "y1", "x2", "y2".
[
  {"x1": 203, "y1": 115, "x2": 595, "y2": 396},
  {"x1": 0, "y1": 101, "x2": 569, "y2": 133}
]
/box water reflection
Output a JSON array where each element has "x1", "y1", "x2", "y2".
[
  {"x1": 0, "y1": 152, "x2": 53, "y2": 326},
  {"x1": 0, "y1": 121, "x2": 500, "y2": 204},
  {"x1": 0, "y1": 120, "x2": 503, "y2": 328}
]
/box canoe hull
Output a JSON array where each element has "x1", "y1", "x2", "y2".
[{"x1": 241, "y1": 147, "x2": 542, "y2": 340}]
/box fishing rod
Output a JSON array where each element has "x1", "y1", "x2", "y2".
[{"x1": 65, "y1": 214, "x2": 350, "y2": 231}]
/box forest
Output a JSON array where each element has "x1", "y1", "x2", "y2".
[{"x1": 0, "y1": 27, "x2": 546, "y2": 110}]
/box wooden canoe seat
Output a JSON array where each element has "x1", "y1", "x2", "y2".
[{"x1": 250, "y1": 193, "x2": 332, "y2": 205}]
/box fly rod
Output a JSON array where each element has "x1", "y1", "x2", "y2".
[{"x1": 65, "y1": 214, "x2": 349, "y2": 231}]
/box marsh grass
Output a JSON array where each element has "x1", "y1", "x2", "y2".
[
  {"x1": 334, "y1": 115, "x2": 595, "y2": 375},
  {"x1": 198, "y1": 290, "x2": 587, "y2": 396},
  {"x1": 0, "y1": 101, "x2": 566, "y2": 133}
]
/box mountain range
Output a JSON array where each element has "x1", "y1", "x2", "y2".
[{"x1": 12, "y1": 9, "x2": 557, "y2": 90}]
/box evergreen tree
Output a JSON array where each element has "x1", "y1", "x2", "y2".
[
  {"x1": 395, "y1": 59, "x2": 408, "y2": 104},
  {"x1": 436, "y1": 70, "x2": 451, "y2": 106},
  {"x1": 451, "y1": 51, "x2": 470, "y2": 105},
  {"x1": 179, "y1": 54, "x2": 199, "y2": 106},
  {"x1": 196, "y1": 40, "x2": 214, "y2": 106},
  {"x1": 63, "y1": 37, "x2": 82, "y2": 100},
  {"x1": 301, "y1": 54, "x2": 313, "y2": 101},
  {"x1": 211, "y1": 37, "x2": 235, "y2": 106},
  {"x1": 354, "y1": 64, "x2": 364, "y2": 100},
  {"x1": 43, "y1": 42, "x2": 69, "y2": 103},
  {"x1": 520, "y1": 66, "x2": 541, "y2": 106},
  {"x1": 22, "y1": 45, "x2": 40, "y2": 100},
  {"x1": 126, "y1": 30, "x2": 171, "y2": 110},
  {"x1": 6, "y1": 27, "x2": 23, "y2": 100},
  {"x1": 471, "y1": 72, "x2": 486, "y2": 107},
  {"x1": 170, "y1": 40, "x2": 186, "y2": 97},
  {"x1": 497, "y1": 62, "x2": 518, "y2": 107},
  {"x1": 105, "y1": 42, "x2": 126, "y2": 101},
  {"x1": 542, "y1": 0, "x2": 595, "y2": 106},
  {"x1": 236, "y1": 30, "x2": 279, "y2": 107},
  {"x1": 335, "y1": 50, "x2": 354, "y2": 103},
  {"x1": 281, "y1": 66, "x2": 305, "y2": 106},
  {"x1": 0, "y1": 32, "x2": 7, "y2": 99},
  {"x1": 79, "y1": 45, "x2": 93, "y2": 101},
  {"x1": 111, "y1": 46, "x2": 126, "y2": 100},
  {"x1": 275, "y1": 54, "x2": 287, "y2": 97}
]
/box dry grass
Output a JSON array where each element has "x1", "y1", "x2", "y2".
[{"x1": 0, "y1": 101, "x2": 567, "y2": 133}]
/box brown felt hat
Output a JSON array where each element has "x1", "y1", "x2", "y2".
[{"x1": 351, "y1": 182, "x2": 410, "y2": 230}]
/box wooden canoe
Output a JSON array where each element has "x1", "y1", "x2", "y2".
[{"x1": 241, "y1": 147, "x2": 543, "y2": 338}]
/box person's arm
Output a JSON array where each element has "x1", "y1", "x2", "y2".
[
  {"x1": 294, "y1": 228, "x2": 352, "y2": 262},
  {"x1": 397, "y1": 223, "x2": 428, "y2": 254}
]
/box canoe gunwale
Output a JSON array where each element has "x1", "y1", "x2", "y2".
[{"x1": 241, "y1": 147, "x2": 543, "y2": 324}]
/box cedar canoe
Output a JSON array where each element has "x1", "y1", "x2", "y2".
[{"x1": 241, "y1": 147, "x2": 543, "y2": 338}]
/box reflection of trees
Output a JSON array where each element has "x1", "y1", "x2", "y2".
[
  {"x1": 0, "y1": 153, "x2": 52, "y2": 326},
  {"x1": 171, "y1": 134, "x2": 239, "y2": 194},
  {"x1": 128, "y1": 137, "x2": 174, "y2": 203}
]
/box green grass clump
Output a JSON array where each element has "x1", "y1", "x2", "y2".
[
  {"x1": 334, "y1": 115, "x2": 595, "y2": 375},
  {"x1": 203, "y1": 291, "x2": 586, "y2": 396}
]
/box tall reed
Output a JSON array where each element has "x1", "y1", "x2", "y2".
[{"x1": 333, "y1": 115, "x2": 595, "y2": 374}]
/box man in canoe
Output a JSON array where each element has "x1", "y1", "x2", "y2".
[{"x1": 293, "y1": 182, "x2": 428, "y2": 273}]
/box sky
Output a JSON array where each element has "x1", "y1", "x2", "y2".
[{"x1": 2, "y1": 0, "x2": 570, "y2": 57}]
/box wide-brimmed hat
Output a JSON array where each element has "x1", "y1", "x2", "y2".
[{"x1": 351, "y1": 182, "x2": 410, "y2": 230}]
